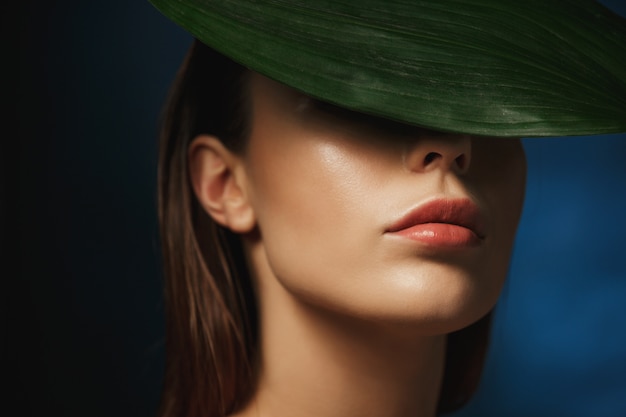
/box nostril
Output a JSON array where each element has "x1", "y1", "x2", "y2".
[
  {"x1": 455, "y1": 154, "x2": 467, "y2": 171},
  {"x1": 405, "y1": 135, "x2": 471, "y2": 173},
  {"x1": 424, "y1": 152, "x2": 440, "y2": 165}
]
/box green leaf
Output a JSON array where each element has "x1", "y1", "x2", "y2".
[{"x1": 149, "y1": 0, "x2": 626, "y2": 137}]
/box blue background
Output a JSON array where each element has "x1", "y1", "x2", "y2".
[{"x1": 12, "y1": 1, "x2": 626, "y2": 416}]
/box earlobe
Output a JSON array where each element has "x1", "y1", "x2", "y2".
[{"x1": 188, "y1": 135, "x2": 256, "y2": 233}]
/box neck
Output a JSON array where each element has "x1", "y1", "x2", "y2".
[{"x1": 234, "y1": 243, "x2": 446, "y2": 417}]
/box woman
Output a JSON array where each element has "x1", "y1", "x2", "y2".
[{"x1": 150, "y1": 1, "x2": 626, "y2": 416}]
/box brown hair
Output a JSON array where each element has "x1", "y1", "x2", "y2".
[{"x1": 157, "y1": 40, "x2": 492, "y2": 417}]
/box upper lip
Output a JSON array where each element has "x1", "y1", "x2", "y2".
[{"x1": 385, "y1": 198, "x2": 486, "y2": 238}]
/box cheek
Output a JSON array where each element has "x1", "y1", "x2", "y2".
[
  {"x1": 489, "y1": 140, "x2": 526, "y2": 231},
  {"x1": 471, "y1": 138, "x2": 526, "y2": 218},
  {"x1": 469, "y1": 138, "x2": 527, "y2": 286},
  {"x1": 245, "y1": 139, "x2": 387, "y2": 292}
]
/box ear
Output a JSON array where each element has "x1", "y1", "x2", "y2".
[{"x1": 188, "y1": 135, "x2": 256, "y2": 233}]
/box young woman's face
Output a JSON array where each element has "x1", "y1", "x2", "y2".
[{"x1": 241, "y1": 74, "x2": 526, "y2": 333}]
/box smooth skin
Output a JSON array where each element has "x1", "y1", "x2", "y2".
[{"x1": 189, "y1": 73, "x2": 527, "y2": 417}]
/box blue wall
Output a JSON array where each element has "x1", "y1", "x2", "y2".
[{"x1": 13, "y1": 1, "x2": 626, "y2": 416}]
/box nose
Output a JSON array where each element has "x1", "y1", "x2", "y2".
[{"x1": 403, "y1": 134, "x2": 472, "y2": 175}]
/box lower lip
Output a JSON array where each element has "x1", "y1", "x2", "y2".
[{"x1": 389, "y1": 223, "x2": 482, "y2": 248}]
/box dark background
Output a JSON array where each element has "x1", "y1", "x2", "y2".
[{"x1": 11, "y1": 1, "x2": 626, "y2": 416}]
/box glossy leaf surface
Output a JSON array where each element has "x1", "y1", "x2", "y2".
[{"x1": 150, "y1": 0, "x2": 626, "y2": 137}]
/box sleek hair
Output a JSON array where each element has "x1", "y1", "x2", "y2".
[{"x1": 157, "y1": 39, "x2": 492, "y2": 417}]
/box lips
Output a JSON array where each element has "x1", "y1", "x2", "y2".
[{"x1": 385, "y1": 198, "x2": 486, "y2": 248}]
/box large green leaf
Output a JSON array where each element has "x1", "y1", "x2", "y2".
[{"x1": 149, "y1": 0, "x2": 626, "y2": 137}]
